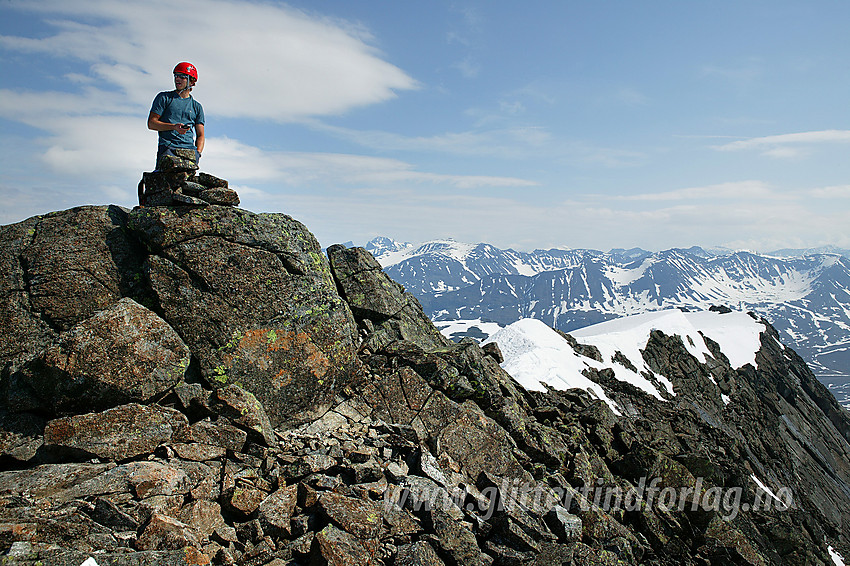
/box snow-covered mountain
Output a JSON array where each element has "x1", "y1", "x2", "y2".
[
  {"x1": 360, "y1": 236, "x2": 411, "y2": 258},
  {"x1": 366, "y1": 237, "x2": 850, "y2": 407}
]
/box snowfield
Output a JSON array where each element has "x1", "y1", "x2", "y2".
[{"x1": 483, "y1": 309, "x2": 765, "y2": 413}]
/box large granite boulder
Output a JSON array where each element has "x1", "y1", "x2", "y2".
[
  {"x1": 0, "y1": 206, "x2": 147, "y2": 376},
  {"x1": 127, "y1": 206, "x2": 359, "y2": 427},
  {"x1": 15, "y1": 298, "x2": 190, "y2": 414}
]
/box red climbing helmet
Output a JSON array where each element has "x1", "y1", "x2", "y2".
[{"x1": 173, "y1": 62, "x2": 198, "y2": 81}]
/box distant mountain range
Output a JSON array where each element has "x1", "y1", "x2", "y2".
[{"x1": 366, "y1": 237, "x2": 850, "y2": 402}]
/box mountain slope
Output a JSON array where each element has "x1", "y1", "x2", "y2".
[
  {"x1": 368, "y1": 238, "x2": 850, "y2": 404},
  {"x1": 2, "y1": 209, "x2": 850, "y2": 564}
]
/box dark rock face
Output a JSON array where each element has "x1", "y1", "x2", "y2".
[
  {"x1": 44, "y1": 403, "x2": 189, "y2": 461},
  {"x1": 1, "y1": 205, "x2": 359, "y2": 428},
  {"x1": 17, "y1": 298, "x2": 190, "y2": 413},
  {"x1": 0, "y1": 206, "x2": 147, "y2": 373},
  {"x1": 327, "y1": 245, "x2": 449, "y2": 353},
  {"x1": 127, "y1": 206, "x2": 359, "y2": 427},
  {"x1": 1, "y1": 210, "x2": 849, "y2": 565}
]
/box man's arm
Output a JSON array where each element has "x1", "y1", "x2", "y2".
[
  {"x1": 194, "y1": 123, "x2": 205, "y2": 155},
  {"x1": 148, "y1": 112, "x2": 190, "y2": 134}
]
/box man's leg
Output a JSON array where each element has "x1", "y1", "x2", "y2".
[
  {"x1": 155, "y1": 146, "x2": 175, "y2": 171},
  {"x1": 155, "y1": 147, "x2": 199, "y2": 171}
]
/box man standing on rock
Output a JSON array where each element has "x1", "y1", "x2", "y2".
[{"x1": 147, "y1": 62, "x2": 205, "y2": 169}]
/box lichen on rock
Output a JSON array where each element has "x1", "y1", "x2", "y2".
[{"x1": 1, "y1": 204, "x2": 849, "y2": 565}]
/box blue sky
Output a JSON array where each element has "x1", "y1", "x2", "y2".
[{"x1": 2, "y1": 0, "x2": 850, "y2": 252}]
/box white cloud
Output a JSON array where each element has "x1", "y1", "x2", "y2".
[
  {"x1": 0, "y1": 0, "x2": 466, "y2": 209},
  {"x1": 202, "y1": 142, "x2": 537, "y2": 189},
  {"x1": 809, "y1": 185, "x2": 850, "y2": 199},
  {"x1": 0, "y1": 0, "x2": 535, "y2": 221},
  {"x1": 0, "y1": 88, "x2": 153, "y2": 175},
  {"x1": 41, "y1": 116, "x2": 154, "y2": 175},
  {"x1": 452, "y1": 56, "x2": 481, "y2": 79},
  {"x1": 313, "y1": 121, "x2": 645, "y2": 169},
  {"x1": 0, "y1": 88, "x2": 136, "y2": 121},
  {"x1": 200, "y1": 137, "x2": 292, "y2": 182},
  {"x1": 2, "y1": 0, "x2": 418, "y2": 121},
  {"x1": 311, "y1": 121, "x2": 555, "y2": 159},
  {"x1": 714, "y1": 130, "x2": 850, "y2": 158},
  {"x1": 230, "y1": 176, "x2": 848, "y2": 253}
]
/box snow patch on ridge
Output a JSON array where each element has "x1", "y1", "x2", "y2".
[
  {"x1": 830, "y1": 545, "x2": 846, "y2": 566},
  {"x1": 377, "y1": 245, "x2": 419, "y2": 268},
  {"x1": 486, "y1": 309, "x2": 765, "y2": 414},
  {"x1": 571, "y1": 309, "x2": 764, "y2": 370},
  {"x1": 682, "y1": 310, "x2": 765, "y2": 368},
  {"x1": 486, "y1": 318, "x2": 623, "y2": 414},
  {"x1": 606, "y1": 258, "x2": 651, "y2": 287}
]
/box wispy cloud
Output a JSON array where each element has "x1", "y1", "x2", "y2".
[
  {"x1": 0, "y1": 88, "x2": 136, "y2": 121},
  {"x1": 310, "y1": 121, "x2": 554, "y2": 159},
  {"x1": 699, "y1": 57, "x2": 764, "y2": 88},
  {"x1": 809, "y1": 185, "x2": 850, "y2": 199},
  {"x1": 272, "y1": 151, "x2": 537, "y2": 189},
  {"x1": 615, "y1": 180, "x2": 777, "y2": 201},
  {"x1": 311, "y1": 120, "x2": 649, "y2": 170},
  {"x1": 713, "y1": 130, "x2": 850, "y2": 158},
  {"x1": 451, "y1": 56, "x2": 481, "y2": 79},
  {"x1": 446, "y1": 5, "x2": 483, "y2": 46},
  {"x1": 446, "y1": 4, "x2": 483, "y2": 79},
  {"x1": 200, "y1": 137, "x2": 538, "y2": 190}
]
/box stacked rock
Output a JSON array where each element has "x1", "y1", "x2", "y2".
[{"x1": 139, "y1": 148, "x2": 239, "y2": 207}]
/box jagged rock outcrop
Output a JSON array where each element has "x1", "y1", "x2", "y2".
[
  {"x1": 1, "y1": 204, "x2": 359, "y2": 430},
  {"x1": 0, "y1": 205, "x2": 849, "y2": 565},
  {"x1": 327, "y1": 245, "x2": 449, "y2": 353}
]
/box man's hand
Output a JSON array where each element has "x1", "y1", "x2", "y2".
[{"x1": 147, "y1": 112, "x2": 192, "y2": 135}]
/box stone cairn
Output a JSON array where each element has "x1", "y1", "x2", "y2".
[{"x1": 138, "y1": 148, "x2": 240, "y2": 207}]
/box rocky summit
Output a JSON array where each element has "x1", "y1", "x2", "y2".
[{"x1": 1, "y1": 204, "x2": 849, "y2": 565}]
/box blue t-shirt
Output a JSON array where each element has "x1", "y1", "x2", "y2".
[{"x1": 150, "y1": 91, "x2": 205, "y2": 150}]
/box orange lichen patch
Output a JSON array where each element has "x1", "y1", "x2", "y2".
[
  {"x1": 183, "y1": 545, "x2": 212, "y2": 565},
  {"x1": 221, "y1": 328, "x2": 332, "y2": 390},
  {"x1": 298, "y1": 338, "x2": 333, "y2": 380},
  {"x1": 7, "y1": 523, "x2": 37, "y2": 538}
]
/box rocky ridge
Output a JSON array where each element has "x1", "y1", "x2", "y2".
[{"x1": 0, "y1": 205, "x2": 849, "y2": 565}]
